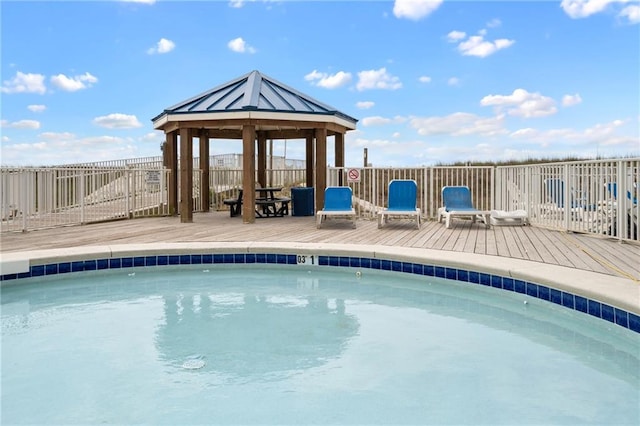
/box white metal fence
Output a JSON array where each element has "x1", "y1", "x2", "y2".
[
  {"x1": 2, "y1": 158, "x2": 638, "y2": 243},
  {"x1": 1, "y1": 167, "x2": 169, "y2": 233},
  {"x1": 494, "y1": 159, "x2": 639, "y2": 240}
]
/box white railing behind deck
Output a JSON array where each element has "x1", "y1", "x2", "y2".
[
  {"x1": 495, "y1": 158, "x2": 639, "y2": 242},
  {"x1": 1, "y1": 167, "x2": 170, "y2": 233},
  {"x1": 3, "y1": 159, "x2": 638, "y2": 243}
]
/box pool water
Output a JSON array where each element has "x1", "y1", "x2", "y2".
[{"x1": 2, "y1": 265, "x2": 639, "y2": 425}]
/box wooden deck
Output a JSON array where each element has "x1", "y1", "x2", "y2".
[{"x1": 2, "y1": 212, "x2": 639, "y2": 282}]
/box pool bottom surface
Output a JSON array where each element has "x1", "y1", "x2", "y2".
[{"x1": 2, "y1": 265, "x2": 639, "y2": 425}]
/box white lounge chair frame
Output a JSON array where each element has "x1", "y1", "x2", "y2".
[
  {"x1": 316, "y1": 187, "x2": 356, "y2": 229},
  {"x1": 438, "y1": 186, "x2": 491, "y2": 229},
  {"x1": 377, "y1": 180, "x2": 421, "y2": 229}
]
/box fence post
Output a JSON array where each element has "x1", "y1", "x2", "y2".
[
  {"x1": 617, "y1": 160, "x2": 626, "y2": 241},
  {"x1": 125, "y1": 169, "x2": 131, "y2": 218},
  {"x1": 428, "y1": 167, "x2": 434, "y2": 219},
  {"x1": 491, "y1": 166, "x2": 496, "y2": 211},
  {"x1": 80, "y1": 169, "x2": 86, "y2": 224},
  {"x1": 563, "y1": 164, "x2": 570, "y2": 230},
  {"x1": 20, "y1": 170, "x2": 27, "y2": 232}
]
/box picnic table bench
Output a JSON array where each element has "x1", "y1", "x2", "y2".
[
  {"x1": 255, "y1": 197, "x2": 291, "y2": 218},
  {"x1": 223, "y1": 189, "x2": 243, "y2": 217},
  {"x1": 223, "y1": 188, "x2": 291, "y2": 218}
]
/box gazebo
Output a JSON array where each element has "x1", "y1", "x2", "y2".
[{"x1": 152, "y1": 70, "x2": 358, "y2": 223}]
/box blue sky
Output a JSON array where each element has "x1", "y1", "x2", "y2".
[{"x1": 1, "y1": 0, "x2": 639, "y2": 167}]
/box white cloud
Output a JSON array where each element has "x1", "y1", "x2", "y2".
[
  {"x1": 509, "y1": 119, "x2": 637, "y2": 150},
  {"x1": 393, "y1": 0, "x2": 443, "y2": 21},
  {"x1": 147, "y1": 38, "x2": 175, "y2": 55},
  {"x1": 448, "y1": 77, "x2": 460, "y2": 86},
  {"x1": 1, "y1": 132, "x2": 145, "y2": 166},
  {"x1": 141, "y1": 132, "x2": 163, "y2": 142},
  {"x1": 1, "y1": 71, "x2": 46, "y2": 94},
  {"x1": 50, "y1": 72, "x2": 98, "y2": 92},
  {"x1": 560, "y1": 0, "x2": 618, "y2": 18},
  {"x1": 2, "y1": 136, "x2": 9, "y2": 142},
  {"x1": 446, "y1": 30, "x2": 466, "y2": 42},
  {"x1": 362, "y1": 116, "x2": 393, "y2": 126},
  {"x1": 480, "y1": 88, "x2": 557, "y2": 118},
  {"x1": 409, "y1": 112, "x2": 507, "y2": 137},
  {"x1": 418, "y1": 75, "x2": 432, "y2": 83},
  {"x1": 487, "y1": 18, "x2": 502, "y2": 28},
  {"x1": 562, "y1": 93, "x2": 583, "y2": 107},
  {"x1": 0, "y1": 119, "x2": 41, "y2": 129},
  {"x1": 620, "y1": 4, "x2": 640, "y2": 23},
  {"x1": 122, "y1": 0, "x2": 156, "y2": 4},
  {"x1": 356, "y1": 68, "x2": 402, "y2": 91},
  {"x1": 40, "y1": 131, "x2": 76, "y2": 140},
  {"x1": 27, "y1": 104, "x2": 47, "y2": 112},
  {"x1": 227, "y1": 37, "x2": 256, "y2": 54},
  {"x1": 92, "y1": 113, "x2": 143, "y2": 129},
  {"x1": 561, "y1": 0, "x2": 639, "y2": 23},
  {"x1": 229, "y1": 0, "x2": 245, "y2": 8},
  {"x1": 356, "y1": 101, "x2": 375, "y2": 109},
  {"x1": 304, "y1": 70, "x2": 352, "y2": 89},
  {"x1": 457, "y1": 33, "x2": 515, "y2": 57}
]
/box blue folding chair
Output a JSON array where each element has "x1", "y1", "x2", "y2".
[
  {"x1": 377, "y1": 180, "x2": 421, "y2": 229},
  {"x1": 316, "y1": 186, "x2": 356, "y2": 229},
  {"x1": 438, "y1": 186, "x2": 490, "y2": 229}
]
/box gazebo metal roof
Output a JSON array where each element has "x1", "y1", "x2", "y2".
[{"x1": 152, "y1": 70, "x2": 357, "y2": 130}]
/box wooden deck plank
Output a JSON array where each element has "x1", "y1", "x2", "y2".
[
  {"x1": 513, "y1": 226, "x2": 544, "y2": 263},
  {"x1": 1, "y1": 212, "x2": 638, "y2": 283}
]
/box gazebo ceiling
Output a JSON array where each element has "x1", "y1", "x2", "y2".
[{"x1": 152, "y1": 70, "x2": 358, "y2": 136}]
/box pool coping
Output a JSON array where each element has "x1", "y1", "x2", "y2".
[{"x1": 1, "y1": 242, "x2": 639, "y2": 332}]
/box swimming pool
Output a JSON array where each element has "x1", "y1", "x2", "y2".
[{"x1": 2, "y1": 248, "x2": 639, "y2": 425}]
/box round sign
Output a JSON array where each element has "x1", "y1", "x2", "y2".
[{"x1": 347, "y1": 168, "x2": 360, "y2": 182}]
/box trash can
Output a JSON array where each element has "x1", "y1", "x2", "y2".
[{"x1": 291, "y1": 187, "x2": 315, "y2": 216}]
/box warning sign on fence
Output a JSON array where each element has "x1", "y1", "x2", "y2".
[
  {"x1": 146, "y1": 170, "x2": 161, "y2": 185},
  {"x1": 347, "y1": 168, "x2": 361, "y2": 183}
]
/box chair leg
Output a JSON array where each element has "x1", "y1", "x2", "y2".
[{"x1": 445, "y1": 215, "x2": 451, "y2": 229}]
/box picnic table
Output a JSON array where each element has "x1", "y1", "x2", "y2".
[{"x1": 255, "y1": 187, "x2": 290, "y2": 218}]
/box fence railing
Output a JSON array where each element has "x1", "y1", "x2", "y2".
[
  {"x1": 1, "y1": 167, "x2": 170, "y2": 233},
  {"x1": 494, "y1": 159, "x2": 639, "y2": 240},
  {"x1": 2, "y1": 158, "x2": 638, "y2": 243}
]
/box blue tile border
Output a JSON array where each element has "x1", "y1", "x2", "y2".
[{"x1": 1, "y1": 253, "x2": 637, "y2": 334}]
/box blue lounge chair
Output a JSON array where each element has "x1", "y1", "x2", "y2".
[
  {"x1": 545, "y1": 179, "x2": 597, "y2": 215},
  {"x1": 606, "y1": 182, "x2": 638, "y2": 205},
  {"x1": 438, "y1": 186, "x2": 490, "y2": 229},
  {"x1": 316, "y1": 186, "x2": 356, "y2": 229},
  {"x1": 377, "y1": 180, "x2": 421, "y2": 229}
]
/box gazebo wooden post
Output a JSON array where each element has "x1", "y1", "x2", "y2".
[
  {"x1": 335, "y1": 132, "x2": 345, "y2": 186},
  {"x1": 199, "y1": 129, "x2": 210, "y2": 212},
  {"x1": 315, "y1": 127, "x2": 327, "y2": 212},
  {"x1": 242, "y1": 125, "x2": 256, "y2": 224},
  {"x1": 257, "y1": 131, "x2": 267, "y2": 188},
  {"x1": 305, "y1": 134, "x2": 314, "y2": 188},
  {"x1": 179, "y1": 127, "x2": 193, "y2": 223},
  {"x1": 166, "y1": 131, "x2": 178, "y2": 216}
]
